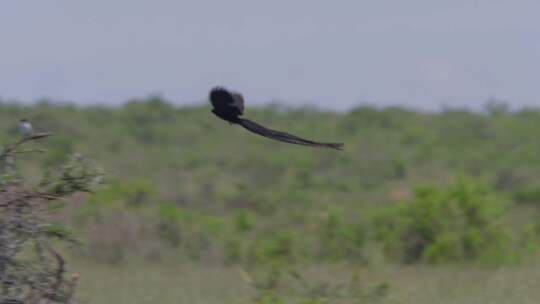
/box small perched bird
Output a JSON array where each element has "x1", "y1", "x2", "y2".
[
  {"x1": 209, "y1": 87, "x2": 343, "y2": 150},
  {"x1": 18, "y1": 118, "x2": 34, "y2": 138}
]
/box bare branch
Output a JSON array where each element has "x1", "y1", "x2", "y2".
[
  {"x1": 12, "y1": 149, "x2": 46, "y2": 155},
  {"x1": 0, "y1": 133, "x2": 50, "y2": 160}
]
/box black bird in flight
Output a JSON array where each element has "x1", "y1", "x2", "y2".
[{"x1": 209, "y1": 87, "x2": 343, "y2": 150}]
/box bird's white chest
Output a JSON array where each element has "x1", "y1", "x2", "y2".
[{"x1": 19, "y1": 122, "x2": 33, "y2": 136}]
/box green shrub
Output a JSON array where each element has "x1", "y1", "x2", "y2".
[
  {"x1": 156, "y1": 202, "x2": 225, "y2": 258},
  {"x1": 247, "y1": 232, "x2": 297, "y2": 265},
  {"x1": 317, "y1": 210, "x2": 367, "y2": 261},
  {"x1": 235, "y1": 210, "x2": 255, "y2": 233},
  {"x1": 514, "y1": 184, "x2": 540, "y2": 204},
  {"x1": 373, "y1": 176, "x2": 513, "y2": 264}
]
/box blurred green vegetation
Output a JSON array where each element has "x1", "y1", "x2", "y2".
[
  {"x1": 3, "y1": 97, "x2": 540, "y2": 271},
  {"x1": 7, "y1": 97, "x2": 540, "y2": 303},
  {"x1": 374, "y1": 177, "x2": 513, "y2": 264}
]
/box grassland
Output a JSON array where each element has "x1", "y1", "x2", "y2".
[
  {"x1": 73, "y1": 259, "x2": 540, "y2": 304},
  {"x1": 3, "y1": 98, "x2": 540, "y2": 303}
]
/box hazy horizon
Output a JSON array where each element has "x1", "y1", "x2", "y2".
[{"x1": 1, "y1": 1, "x2": 539, "y2": 111}]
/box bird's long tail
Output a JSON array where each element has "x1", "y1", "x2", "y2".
[{"x1": 238, "y1": 118, "x2": 343, "y2": 150}]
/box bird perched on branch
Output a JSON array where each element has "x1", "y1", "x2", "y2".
[
  {"x1": 16, "y1": 119, "x2": 49, "y2": 140},
  {"x1": 209, "y1": 87, "x2": 343, "y2": 150}
]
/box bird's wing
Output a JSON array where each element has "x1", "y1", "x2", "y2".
[
  {"x1": 238, "y1": 118, "x2": 343, "y2": 150},
  {"x1": 231, "y1": 93, "x2": 245, "y2": 115}
]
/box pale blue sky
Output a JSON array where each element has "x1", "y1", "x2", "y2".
[{"x1": 1, "y1": 1, "x2": 539, "y2": 110}]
